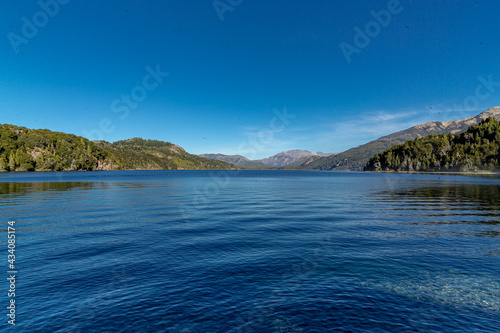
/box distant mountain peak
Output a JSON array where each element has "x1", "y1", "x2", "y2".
[
  {"x1": 258, "y1": 150, "x2": 334, "y2": 167},
  {"x1": 380, "y1": 106, "x2": 500, "y2": 142},
  {"x1": 200, "y1": 150, "x2": 335, "y2": 168},
  {"x1": 478, "y1": 106, "x2": 500, "y2": 117},
  {"x1": 295, "y1": 106, "x2": 500, "y2": 171},
  {"x1": 198, "y1": 153, "x2": 250, "y2": 165}
]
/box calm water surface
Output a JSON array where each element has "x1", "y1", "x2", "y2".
[{"x1": 0, "y1": 170, "x2": 499, "y2": 332}]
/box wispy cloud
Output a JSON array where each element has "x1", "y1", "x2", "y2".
[
  {"x1": 361, "y1": 110, "x2": 419, "y2": 122},
  {"x1": 310, "y1": 108, "x2": 431, "y2": 151},
  {"x1": 199, "y1": 105, "x2": 486, "y2": 159},
  {"x1": 313, "y1": 103, "x2": 491, "y2": 153},
  {"x1": 217, "y1": 108, "x2": 439, "y2": 156}
]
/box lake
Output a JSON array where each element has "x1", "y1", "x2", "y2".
[{"x1": 1, "y1": 170, "x2": 499, "y2": 332}]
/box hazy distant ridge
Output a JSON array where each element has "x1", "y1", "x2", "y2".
[
  {"x1": 200, "y1": 150, "x2": 334, "y2": 168},
  {"x1": 258, "y1": 150, "x2": 333, "y2": 167},
  {"x1": 199, "y1": 154, "x2": 250, "y2": 165}
]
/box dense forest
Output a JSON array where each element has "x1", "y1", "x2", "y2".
[
  {"x1": 364, "y1": 117, "x2": 500, "y2": 172},
  {"x1": 101, "y1": 138, "x2": 236, "y2": 170},
  {"x1": 0, "y1": 124, "x2": 236, "y2": 171}
]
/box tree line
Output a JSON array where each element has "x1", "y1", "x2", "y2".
[
  {"x1": 364, "y1": 117, "x2": 500, "y2": 172},
  {"x1": 0, "y1": 125, "x2": 235, "y2": 171}
]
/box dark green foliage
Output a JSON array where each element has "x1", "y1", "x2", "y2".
[
  {"x1": 0, "y1": 125, "x2": 236, "y2": 172},
  {"x1": 364, "y1": 117, "x2": 500, "y2": 172},
  {"x1": 98, "y1": 138, "x2": 235, "y2": 170},
  {"x1": 0, "y1": 124, "x2": 107, "y2": 172},
  {"x1": 294, "y1": 108, "x2": 500, "y2": 171}
]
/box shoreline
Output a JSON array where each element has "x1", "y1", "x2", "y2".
[
  {"x1": 364, "y1": 170, "x2": 500, "y2": 176},
  {"x1": 0, "y1": 168, "x2": 242, "y2": 173},
  {"x1": 1, "y1": 168, "x2": 500, "y2": 176}
]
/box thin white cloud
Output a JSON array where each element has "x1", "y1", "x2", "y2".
[
  {"x1": 308, "y1": 108, "x2": 433, "y2": 151},
  {"x1": 361, "y1": 110, "x2": 419, "y2": 122},
  {"x1": 199, "y1": 105, "x2": 491, "y2": 159}
]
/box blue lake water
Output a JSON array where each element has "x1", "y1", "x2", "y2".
[{"x1": 1, "y1": 170, "x2": 499, "y2": 332}]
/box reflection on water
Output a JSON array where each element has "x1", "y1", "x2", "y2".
[
  {"x1": 374, "y1": 183, "x2": 500, "y2": 239},
  {"x1": 0, "y1": 171, "x2": 499, "y2": 332},
  {"x1": 396, "y1": 184, "x2": 500, "y2": 209},
  {"x1": 0, "y1": 181, "x2": 93, "y2": 196},
  {"x1": 363, "y1": 179, "x2": 500, "y2": 316}
]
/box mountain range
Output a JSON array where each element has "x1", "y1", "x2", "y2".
[
  {"x1": 200, "y1": 107, "x2": 500, "y2": 170},
  {"x1": 200, "y1": 150, "x2": 334, "y2": 168},
  {"x1": 2, "y1": 107, "x2": 500, "y2": 172},
  {"x1": 291, "y1": 107, "x2": 500, "y2": 170},
  {"x1": 365, "y1": 116, "x2": 500, "y2": 172}
]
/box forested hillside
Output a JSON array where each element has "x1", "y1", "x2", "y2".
[
  {"x1": 296, "y1": 107, "x2": 500, "y2": 171},
  {"x1": 364, "y1": 117, "x2": 500, "y2": 172},
  {"x1": 0, "y1": 124, "x2": 108, "y2": 171},
  {"x1": 103, "y1": 138, "x2": 235, "y2": 170},
  {"x1": 0, "y1": 124, "x2": 236, "y2": 171}
]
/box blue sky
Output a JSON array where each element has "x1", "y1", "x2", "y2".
[{"x1": 2, "y1": 0, "x2": 500, "y2": 158}]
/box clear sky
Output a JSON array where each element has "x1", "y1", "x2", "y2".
[{"x1": 2, "y1": 0, "x2": 500, "y2": 159}]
